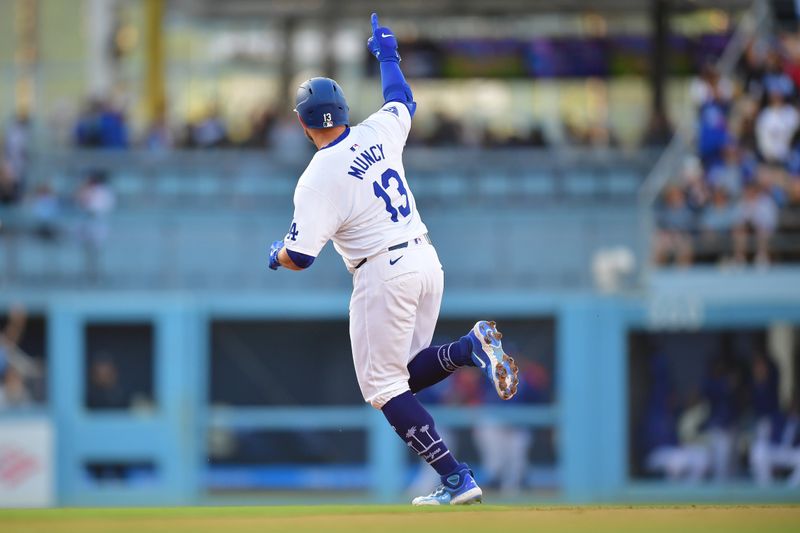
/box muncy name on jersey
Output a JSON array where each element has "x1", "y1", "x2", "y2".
[{"x1": 347, "y1": 144, "x2": 386, "y2": 180}]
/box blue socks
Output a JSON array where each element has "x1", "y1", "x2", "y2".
[
  {"x1": 407, "y1": 336, "x2": 473, "y2": 393},
  {"x1": 381, "y1": 391, "x2": 460, "y2": 476},
  {"x1": 382, "y1": 336, "x2": 476, "y2": 478}
]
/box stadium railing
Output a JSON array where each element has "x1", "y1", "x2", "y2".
[{"x1": 1, "y1": 147, "x2": 656, "y2": 292}]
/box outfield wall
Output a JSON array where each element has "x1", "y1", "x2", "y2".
[{"x1": 1, "y1": 270, "x2": 799, "y2": 506}]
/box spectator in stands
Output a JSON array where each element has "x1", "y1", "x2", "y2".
[
  {"x1": 74, "y1": 98, "x2": 101, "y2": 148},
  {"x1": 525, "y1": 124, "x2": 549, "y2": 147},
  {"x1": 700, "y1": 187, "x2": 737, "y2": 258},
  {"x1": 690, "y1": 62, "x2": 734, "y2": 109},
  {"x1": 697, "y1": 86, "x2": 731, "y2": 170},
  {"x1": 733, "y1": 181, "x2": 779, "y2": 265},
  {"x1": 480, "y1": 122, "x2": 549, "y2": 148},
  {"x1": 191, "y1": 104, "x2": 228, "y2": 148},
  {"x1": 74, "y1": 97, "x2": 130, "y2": 149},
  {"x1": 683, "y1": 156, "x2": 711, "y2": 212},
  {"x1": 781, "y1": 32, "x2": 800, "y2": 91},
  {"x1": 427, "y1": 111, "x2": 463, "y2": 146},
  {"x1": 758, "y1": 48, "x2": 796, "y2": 103},
  {"x1": 735, "y1": 96, "x2": 761, "y2": 154},
  {"x1": 77, "y1": 170, "x2": 116, "y2": 281},
  {"x1": 0, "y1": 156, "x2": 18, "y2": 205},
  {"x1": 739, "y1": 39, "x2": 768, "y2": 96},
  {"x1": 755, "y1": 82, "x2": 799, "y2": 166},
  {"x1": 29, "y1": 182, "x2": 61, "y2": 241},
  {"x1": 707, "y1": 142, "x2": 751, "y2": 197},
  {"x1": 653, "y1": 186, "x2": 694, "y2": 266},
  {"x1": 269, "y1": 113, "x2": 313, "y2": 155},
  {"x1": 245, "y1": 107, "x2": 277, "y2": 148},
  {"x1": 142, "y1": 108, "x2": 173, "y2": 151},
  {"x1": 86, "y1": 356, "x2": 129, "y2": 410},
  {"x1": 787, "y1": 134, "x2": 800, "y2": 204},
  {"x1": 3, "y1": 110, "x2": 31, "y2": 201}
]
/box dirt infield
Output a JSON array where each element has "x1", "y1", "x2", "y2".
[{"x1": 1, "y1": 505, "x2": 799, "y2": 533}]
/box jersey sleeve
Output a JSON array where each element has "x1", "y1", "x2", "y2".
[
  {"x1": 284, "y1": 184, "x2": 343, "y2": 257},
  {"x1": 361, "y1": 102, "x2": 413, "y2": 146}
]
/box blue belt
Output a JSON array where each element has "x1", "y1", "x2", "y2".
[{"x1": 354, "y1": 233, "x2": 431, "y2": 270}]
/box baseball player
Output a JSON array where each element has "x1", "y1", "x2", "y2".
[{"x1": 268, "y1": 13, "x2": 519, "y2": 505}]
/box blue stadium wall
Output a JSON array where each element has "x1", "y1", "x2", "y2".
[{"x1": 2, "y1": 271, "x2": 799, "y2": 506}]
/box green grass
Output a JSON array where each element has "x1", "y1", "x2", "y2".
[{"x1": 1, "y1": 505, "x2": 799, "y2": 533}]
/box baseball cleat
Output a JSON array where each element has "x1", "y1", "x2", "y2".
[
  {"x1": 468, "y1": 320, "x2": 519, "y2": 400},
  {"x1": 412, "y1": 465, "x2": 483, "y2": 506}
]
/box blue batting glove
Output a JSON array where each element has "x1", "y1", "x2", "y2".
[
  {"x1": 268, "y1": 240, "x2": 284, "y2": 270},
  {"x1": 367, "y1": 12, "x2": 400, "y2": 63}
]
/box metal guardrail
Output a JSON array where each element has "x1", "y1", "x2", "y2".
[
  {"x1": 0, "y1": 202, "x2": 642, "y2": 291},
  {"x1": 2, "y1": 145, "x2": 653, "y2": 291},
  {"x1": 207, "y1": 404, "x2": 557, "y2": 499},
  {"x1": 208, "y1": 404, "x2": 558, "y2": 430},
  {"x1": 26, "y1": 147, "x2": 659, "y2": 209}
]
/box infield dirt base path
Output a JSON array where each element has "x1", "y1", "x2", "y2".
[{"x1": 1, "y1": 505, "x2": 798, "y2": 533}]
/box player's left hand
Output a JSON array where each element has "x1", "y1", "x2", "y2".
[
  {"x1": 268, "y1": 240, "x2": 284, "y2": 270},
  {"x1": 367, "y1": 12, "x2": 400, "y2": 63}
]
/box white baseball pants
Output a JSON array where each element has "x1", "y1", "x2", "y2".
[{"x1": 349, "y1": 241, "x2": 443, "y2": 409}]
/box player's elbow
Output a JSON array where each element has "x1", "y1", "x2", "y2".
[
  {"x1": 386, "y1": 97, "x2": 416, "y2": 119},
  {"x1": 286, "y1": 249, "x2": 316, "y2": 270}
]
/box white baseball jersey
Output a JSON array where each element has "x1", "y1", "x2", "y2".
[
  {"x1": 284, "y1": 102, "x2": 428, "y2": 266},
  {"x1": 284, "y1": 101, "x2": 444, "y2": 410}
]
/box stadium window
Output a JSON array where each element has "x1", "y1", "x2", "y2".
[
  {"x1": 0, "y1": 308, "x2": 47, "y2": 410},
  {"x1": 84, "y1": 323, "x2": 156, "y2": 412}
]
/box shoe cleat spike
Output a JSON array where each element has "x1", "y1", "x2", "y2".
[{"x1": 468, "y1": 320, "x2": 521, "y2": 401}]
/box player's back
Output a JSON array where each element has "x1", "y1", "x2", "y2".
[{"x1": 293, "y1": 102, "x2": 427, "y2": 264}]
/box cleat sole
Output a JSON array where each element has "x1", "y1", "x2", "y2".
[
  {"x1": 472, "y1": 320, "x2": 521, "y2": 401},
  {"x1": 471, "y1": 320, "x2": 521, "y2": 401}
]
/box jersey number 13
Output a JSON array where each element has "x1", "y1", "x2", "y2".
[{"x1": 372, "y1": 168, "x2": 411, "y2": 223}]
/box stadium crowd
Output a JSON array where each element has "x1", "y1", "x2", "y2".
[
  {"x1": 64, "y1": 96, "x2": 555, "y2": 153},
  {"x1": 654, "y1": 32, "x2": 800, "y2": 267}
]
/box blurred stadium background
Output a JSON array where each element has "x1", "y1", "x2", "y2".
[{"x1": 1, "y1": 0, "x2": 799, "y2": 509}]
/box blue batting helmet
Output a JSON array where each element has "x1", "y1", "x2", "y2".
[{"x1": 294, "y1": 77, "x2": 349, "y2": 129}]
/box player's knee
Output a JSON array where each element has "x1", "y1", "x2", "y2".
[{"x1": 368, "y1": 382, "x2": 410, "y2": 409}]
